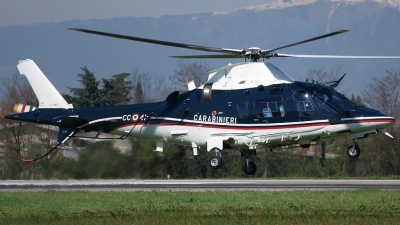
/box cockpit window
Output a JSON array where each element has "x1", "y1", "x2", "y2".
[
  {"x1": 293, "y1": 90, "x2": 316, "y2": 117},
  {"x1": 313, "y1": 89, "x2": 355, "y2": 115}
]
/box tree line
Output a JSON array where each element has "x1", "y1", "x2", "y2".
[{"x1": 0, "y1": 61, "x2": 399, "y2": 179}]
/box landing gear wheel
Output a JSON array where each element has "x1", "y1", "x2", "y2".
[
  {"x1": 210, "y1": 156, "x2": 222, "y2": 169},
  {"x1": 347, "y1": 145, "x2": 361, "y2": 159},
  {"x1": 243, "y1": 162, "x2": 257, "y2": 175}
]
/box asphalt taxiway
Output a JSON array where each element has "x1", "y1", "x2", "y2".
[{"x1": 1, "y1": 179, "x2": 400, "y2": 191}]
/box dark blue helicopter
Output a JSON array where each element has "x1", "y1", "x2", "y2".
[{"x1": 5, "y1": 29, "x2": 398, "y2": 175}]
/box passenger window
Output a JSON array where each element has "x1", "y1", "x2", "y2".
[
  {"x1": 293, "y1": 90, "x2": 316, "y2": 117},
  {"x1": 254, "y1": 97, "x2": 285, "y2": 118},
  {"x1": 237, "y1": 102, "x2": 249, "y2": 119}
]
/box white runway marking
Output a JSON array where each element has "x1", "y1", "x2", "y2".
[{"x1": 0, "y1": 179, "x2": 400, "y2": 191}]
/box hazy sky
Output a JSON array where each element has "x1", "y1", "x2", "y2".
[{"x1": 0, "y1": 0, "x2": 275, "y2": 27}]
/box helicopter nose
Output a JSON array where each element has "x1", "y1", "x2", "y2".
[
  {"x1": 352, "y1": 107, "x2": 395, "y2": 130},
  {"x1": 380, "y1": 116, "x2": 396, "y2": 129},
  {"x1": 374, "y1": 110, "x2": 395, "y2": 127},
  {"x1": 384, "y1": 116, "x2": 395, "y2": 128},
  {"x1": 374, "y1": 113, "x2": 395, "y2": 138}
]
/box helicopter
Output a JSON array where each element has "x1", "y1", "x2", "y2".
[{"x1": 5, "y1": 28, "x2": 399, "y2": 175}]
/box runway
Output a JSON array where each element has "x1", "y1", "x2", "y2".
[{"x1": 1, "y1": 179, "x2": 400, "y2": 191}]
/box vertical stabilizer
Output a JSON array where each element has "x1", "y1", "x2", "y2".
[{"x1": 17, "y1": 59, "x2": 71, "y2": 109}]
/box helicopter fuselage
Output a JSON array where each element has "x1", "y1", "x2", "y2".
[{"x1": 8, "y1": 61, "x2": 394, "y2": 151}]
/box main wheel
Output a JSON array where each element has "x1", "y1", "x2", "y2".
[
  {"x1": 210, "y1": 156, "x2": 222, "y2": 169},
  {"x1": 243, "y1": 162, "x2": 257, "y2": 175},
  {"x1": 347, "y1": 145, "x2": 361, "y2": 159}
]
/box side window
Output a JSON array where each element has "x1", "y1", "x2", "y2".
[
  {"x1": 293, "y1": 90, "x2": 316, "y2": 117},
  {"x1": 254, "y1": 97, "x2": 285, "y2": 118},
  {"x1": 237, "y1": 102, "x2": 249, "y2": 119}
]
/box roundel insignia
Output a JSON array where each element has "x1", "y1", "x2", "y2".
[
  {"x1": 212, "y1": 110, "x2": 217, "y2": 116},
  {"x1": 132, "y1": 113, "x2": 140, "y2": 122}
]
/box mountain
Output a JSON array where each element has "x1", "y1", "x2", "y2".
[{"x1": 0, "y1": 0, "x2": 399, "y2": 97}]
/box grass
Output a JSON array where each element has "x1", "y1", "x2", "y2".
[{"x1": 0, "y1": 190, "x2": 399, "y2": 224}]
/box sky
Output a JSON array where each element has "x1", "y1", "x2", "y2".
[{"x1": 0, "y1": 0, "x2": 275, "y2": 27}]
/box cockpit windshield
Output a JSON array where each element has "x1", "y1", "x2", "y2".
[{"x1": 312, "y1": 88, "x2": 355, "y2": 115}]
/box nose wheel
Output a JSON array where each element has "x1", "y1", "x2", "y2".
[{"x1": 347, "y1": 139, "x2": 361, "y2": 159}]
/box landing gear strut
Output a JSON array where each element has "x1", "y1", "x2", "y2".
[
  {"x1": 209, "y1": 148, "x2": 222, "y2": 169},
  {"x1": 240, "y1": 150, "x2": 257, "y2": 175},
  {"x1": 347, "y1": 139, "x2": 361, "y2": 159}
]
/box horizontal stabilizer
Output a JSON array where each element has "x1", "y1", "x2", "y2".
[
  {"x1": 51, "y1": 115, "x2": 90, "y2": 127},
  {"x1": 17, "y1": 59, "x2": 71, "y2": 109}
]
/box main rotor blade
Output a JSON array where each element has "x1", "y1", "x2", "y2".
[
  {"x1": 69, "y1": 28, "x2": 244, "y2": 55},
  {"x1": 171, "y1": 54, "x2": 242, "y2": 58},
  {"x1": 262, "y1": 29, "x2": 349, "y2": 55},
  {"x1": 274, "y1": 53, "x2": 400, "y2": 58}
]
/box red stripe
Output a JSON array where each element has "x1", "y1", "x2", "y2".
[
  {"x1": 21, "y1": 104, "x2": 26, "y2": 112},
  {"x1": 112, "y1": 122, "x2": 320, "y2": 131},
  {"x1": 343, "y1": 119, "x2": 395, "y2": 124}
]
